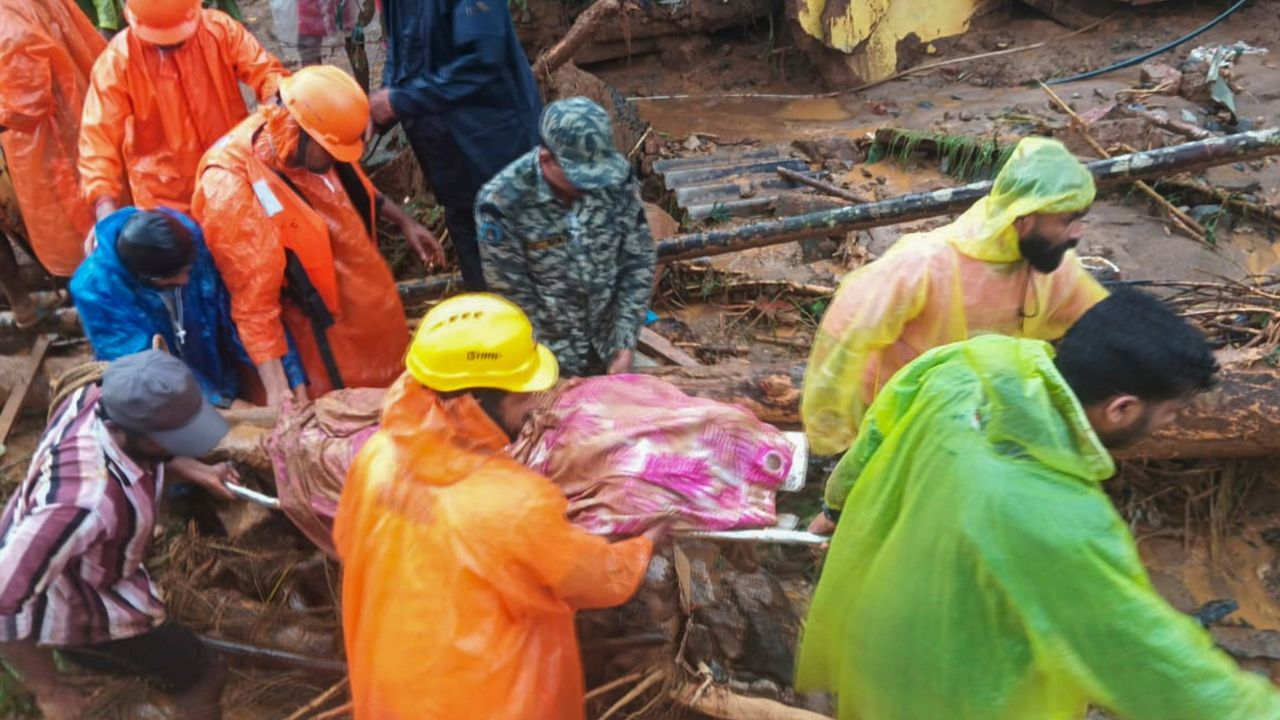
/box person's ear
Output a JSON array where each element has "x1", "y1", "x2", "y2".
[
  {"x1": 1102, "y1": 394, "x2": 1143, "y2": 425},
  {"x1": 1012, "y1": 215, "x2": 1035, "y2": 239}
]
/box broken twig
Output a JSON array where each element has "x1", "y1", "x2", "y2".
[
  {"x1": 598, "y1": 668, "x2": 667, "y2": 720},
  {"x1": 283, "y1": 678, "x2": 348, "y2": 720},
  {"x1": 776, "y1": 167, "x2": 870, "y2": 204},
  {"x1": 1037, "y1": 81, "x2": 1209, "y2": 243}
]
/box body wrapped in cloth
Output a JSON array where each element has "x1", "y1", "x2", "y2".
[
  {"x1": 265, "y1": 375, "x2": 795, "y2": 556},
  {"x1": 510, "y1": 375, "x2": 793, "y2": 536}
]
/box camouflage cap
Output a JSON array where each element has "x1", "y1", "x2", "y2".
[{"x1": 540, "y1": 97, "x2": 630, "y2": 191}]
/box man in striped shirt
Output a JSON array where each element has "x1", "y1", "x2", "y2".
[{"x1": 0, "y1": 351, "x2": 234, "y2": 719}]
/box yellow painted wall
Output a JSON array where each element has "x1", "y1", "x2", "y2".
[{"x1": 798, "y1": 0, "x2": 998, "y2": 81}]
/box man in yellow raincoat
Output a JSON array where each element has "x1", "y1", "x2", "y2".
[
  {"x1": 797, "y1": 289, "x2": 1280, "y2": 720},
  {"x1": 334, "y1": 293, "x2": 660, "y2": 720},
  {"x1": 801, "y1": 137, "x2": 1108, "y2": 467}
]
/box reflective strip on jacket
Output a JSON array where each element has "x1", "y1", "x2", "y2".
[
  {"x1": 193, "y1": 105, "x2": 407, "y2": 396},
  {"x1": 0, "y1": 0, "x2": 104, "y2": 276}
]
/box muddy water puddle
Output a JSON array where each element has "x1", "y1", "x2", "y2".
[{"x1": 634, "y1": 95, "x2": 875, "y2": 141}]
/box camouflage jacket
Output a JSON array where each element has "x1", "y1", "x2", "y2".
[{"x1": 476, "y1": 149, "x2": 656, "y2": 376}]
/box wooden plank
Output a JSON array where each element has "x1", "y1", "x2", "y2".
[
  {"x1": 637, "y1": 327, "x2": 703, "y2": 368},
  {"x1": 0, "y1": 334, "x2": 53, "y2": 452}
]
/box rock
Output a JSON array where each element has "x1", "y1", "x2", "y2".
[
  {"x1": 918, "y1": 100, "x2": 935, "y2": 109},
  {"x1": 750, "y1": 678, "x2": 783, "y2": 700},
  {"x1": 683, "y1": 135, "x2": 704, "y2": 152},
  {"x1": 1212, "y1": 627, "x2": 1280, "y2": 660},
  {"x1": 1140, "y1": 62, "x2": 1182, "y2": 94},
  {"x1": 958, "y1": 110, "x2": 974, "y2": 121},
  {"x1": 791, "y1": 137, "x2": 864, "y2": 165},
  {"x1": 728, "y1": 570, "x2": 801, "y2": 684}
]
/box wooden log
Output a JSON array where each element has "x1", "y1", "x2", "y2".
[
  {"x1": 637, "y1": 327, "x2": 702, "y2": 368},
  {"x1": 531, "y1": 0, "x2": 621, "y2": 83},
  {"x1": 670, "y1": 682, "x2": 831, "y2": 720},
  {"x1": 659, "y1": 127, "x2": 1280, "y2": 263},
  {"x1": 393, "y1": 130, "x2": 1280, "y2": 303},
  {"x1": 1122, "y1": 107, "x2": 1214, "y2": 141},
  {"x1": 0, "y1": 335, "x2": 51, "y2": 452}
]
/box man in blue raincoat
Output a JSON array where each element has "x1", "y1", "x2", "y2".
[
  {"x1": 70, "y1": 207, "x2": 305, "y2": 409},
  {"x1": 368, "y1": 0, "x2": 542, "y2": 291}
]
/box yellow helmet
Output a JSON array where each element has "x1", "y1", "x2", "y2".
[{"x1": 407, "y1": 294, "x2": 559, "y2": 393}]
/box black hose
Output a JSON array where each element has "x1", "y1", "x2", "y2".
[{"x1": 1047, "y1": 0, "x2": 1252, "y2": 85}]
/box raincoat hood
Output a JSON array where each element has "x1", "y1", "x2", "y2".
[
  {"x1": 907, "y1": 137, "x2": 1096, "y2": 264},
  {"x1": 335, "y1": 373, "x2": 652, "y2": 720},
  {"x1": 863, "y1": 334, "x2": 1115, "y2": 482},
  {"x1": 798, "y1": 334, "x2": 1280, "y2": 720},
  {"x1": 378, "y1": 372, "x2": 511, "y2": 486}
]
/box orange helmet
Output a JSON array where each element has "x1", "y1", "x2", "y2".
[
  {"x1": 279, "y1": 66, "x2": 369, "y2": 163},
  {"x1": 125, "y1": 0, "x2": 202, "y2": 46}
]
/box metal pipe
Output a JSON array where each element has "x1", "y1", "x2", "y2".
[
  {"x1": 200, "y1": 636, "x2": 347, "y2": 675},
  {"x1": 226, "y1": 482, "x2": 281, "y2": 510}
]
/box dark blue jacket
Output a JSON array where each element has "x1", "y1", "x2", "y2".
[
  {"x1": 381, "y1": 0, "x2": 542, "y2": 205},
  {"x1": 70, "y1": 208, "x2": 306, "y2": 407}
]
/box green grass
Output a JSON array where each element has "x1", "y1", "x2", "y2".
[{"x1": 868, "y1": 129, "x2": 1015, "y2": 181}]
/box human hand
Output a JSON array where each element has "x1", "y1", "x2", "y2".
[
  {"x1": 169, "y1": 457, "x2": 237, "y2": 501},
  {"x1": 34, "y1": 685, "x2": 89, "y2": 720},
  {"x1": 807, "y1": 512, "x2": 837, "y2": 536},
  {"x1": 402, "y1": 220, "x2": 446, "y2": 269},
  {"x1": 94, "y1": 198, "x2": 118, "y2": 221},
  {"x1": 368, "y1": 88, "x2": 397, "y2": 128},
  {"x1": 607, "y1": 348, "x2": 634, "y2": 375}
]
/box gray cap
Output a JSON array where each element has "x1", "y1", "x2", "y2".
[
  {"x1": 100, "y1": 351, "x2": 229, "y2": 458},
  {"x1": 539, "y1": 97, "x2": 630, "y2": 191}
]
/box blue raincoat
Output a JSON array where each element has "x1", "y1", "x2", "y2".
[
  {"x1": 380, "y1": 0, "x2": 542, "y2": 208},
  {"x1": 70, "y1": 207, "x2": 305, "y2": 407}
]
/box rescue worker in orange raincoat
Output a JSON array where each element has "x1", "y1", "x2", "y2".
[
  {"x1": 193, "y1": 65, "x2": 444, "y2": 406},
  {"x1": 0, "y1": 0, "x2": 104, "y2": 281},
  {"x1": 79, "y1": 0, "x2": 288, "y2": 216},
  {"x1": 335, "y1": 293, "x2": 662, "y2": 720}
]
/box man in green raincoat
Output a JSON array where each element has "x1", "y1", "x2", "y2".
[{"x1": 797, "y1": 289, "x2": 1280, "y2": 719}]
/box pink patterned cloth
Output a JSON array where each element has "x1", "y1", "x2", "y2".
[
  {"x1": 267, "y1": 375, "x2": 794, "y2": 555},
  {"x1": 509, "y1": 374, "x2": 794, "y2": 536}
]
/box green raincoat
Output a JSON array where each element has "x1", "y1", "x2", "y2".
[{"x1": 796, "y1": 335, "x2": 1280, "y2": 719}]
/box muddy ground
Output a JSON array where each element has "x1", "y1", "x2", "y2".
[{"x1": 1, "y1": 0, "x2": 1280, "y2": 718}]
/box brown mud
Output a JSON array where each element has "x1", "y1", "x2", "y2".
[{"x1": 1, "y1": 1, "x2": 1280, "y2": 718}]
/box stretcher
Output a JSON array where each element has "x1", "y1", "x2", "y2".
[{"x1": 223, "y1": 431, "x2": 831, "y2": 545}]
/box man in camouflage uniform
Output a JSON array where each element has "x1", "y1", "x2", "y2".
[{"x1": 477, "y1": 97, "x2": 656, "y2": 377}]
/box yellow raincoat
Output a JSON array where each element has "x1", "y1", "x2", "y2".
[
  {"x1": 797, "y1": 335, "x2": 1280, "y2": 720},
  {"x1": 801, "y1": 138, "x2": 1108, "y2": 456}
]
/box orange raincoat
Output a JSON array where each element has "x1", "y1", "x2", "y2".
[
  {"x1": 78, "y1": 9, "x2": 286, "y2": 213},
  {"x1": 193, "y1": 105, "x2": 408, "y2": 395},
  {"x1": 802, "y1": 138, "x2": 1109, "y2": 456},
  {"x1": 335, "y1": 374, "x2": 653, "y2": 720},
  {"x1": 0, "y1": 0, "x2": 104, "y2": 276}
]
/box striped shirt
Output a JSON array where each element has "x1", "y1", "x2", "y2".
[{"x1": 0, "y1": 385, "x2": 167, "y2": 647}]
